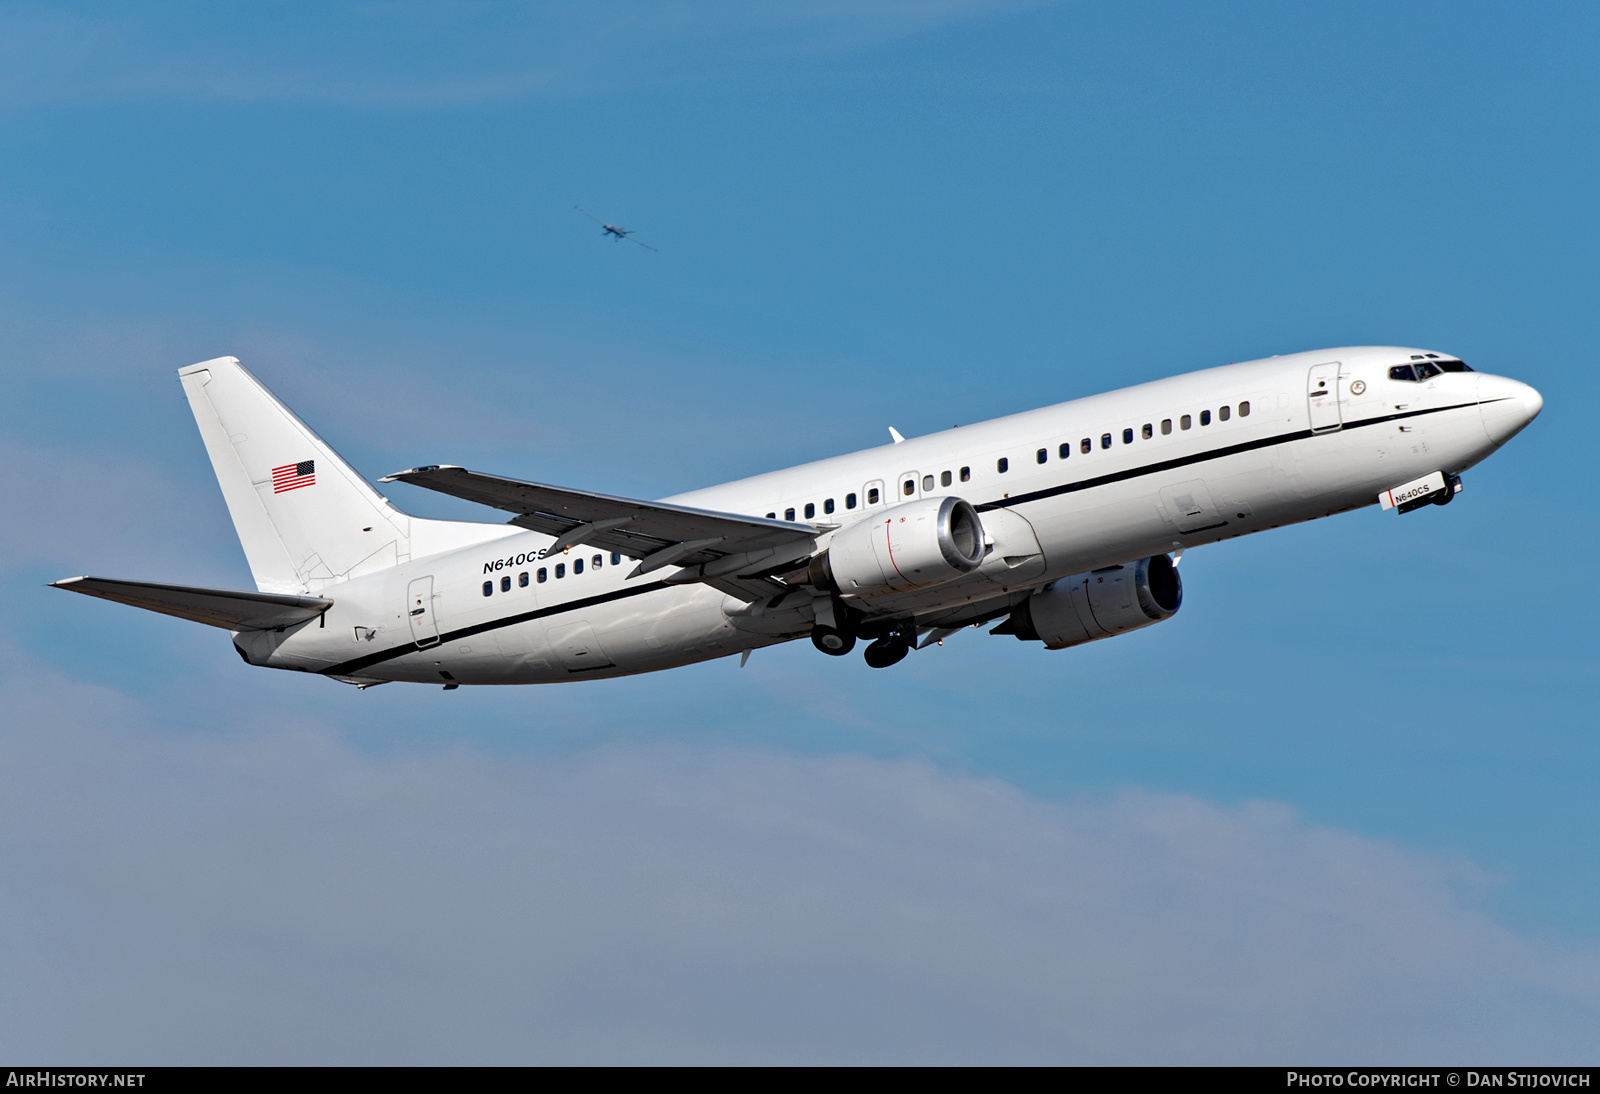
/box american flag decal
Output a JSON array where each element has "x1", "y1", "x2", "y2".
[{"x1": 272, "y1": 460, "x2": 316, "y2": 493}]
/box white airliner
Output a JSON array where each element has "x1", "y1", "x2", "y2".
[{"x1": 54, "y1": 348, "x2": 1540, "y2": 688}]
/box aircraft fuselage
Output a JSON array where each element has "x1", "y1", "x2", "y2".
[{"x1": 228, "y1": 346, "x2": 1540, "y2": 687}]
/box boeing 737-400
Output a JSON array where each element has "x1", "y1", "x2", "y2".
[{"x1": 53, "y1": 347, "x2": 1541, "y2": 687}]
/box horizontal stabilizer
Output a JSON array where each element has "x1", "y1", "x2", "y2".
[{"x1": 51, "y1": 577, "x2": 331, "y2": 631}]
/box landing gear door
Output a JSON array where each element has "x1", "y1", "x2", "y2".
[
  {"x1": 407, "y1": 576, "x2": 440, "y2": 648},
  {"x1": 1307, "y1": 362, "x2": 1343, "y2": 433}
]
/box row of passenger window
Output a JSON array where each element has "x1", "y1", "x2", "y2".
[
  {"x1": 482, "y1": 552, "x2": 625, "y2": 596},
  {"x1": 905, "y1": 468, "x2": 972, "y2": 496},
  {"x1": 761, "y1": 400, "x2": 1251, "y2": 522},
  {"x1": 1013, "y1": 401, "x2": 1251, "y2": 471},
  {"x1": 765, "y1": 465, "x2": 977, "y2": 521}
]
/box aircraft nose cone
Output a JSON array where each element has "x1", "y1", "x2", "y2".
[
  {"x1": 1479, "y1": 375, "x2": 1543, "y2": 446},
  {"x1": 1520, "y1": 382, "x2": 1545, "y2": 421}
]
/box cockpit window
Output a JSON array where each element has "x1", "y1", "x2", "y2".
[{"x1": 1394, "y1": 359, "x2": 1468, "y2": 381}]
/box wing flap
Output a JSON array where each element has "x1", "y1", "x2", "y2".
[
  {"x1": 700, "y1": 574, "x2": 791, "y2": 604},
  {"x1": 51, "y1": 577, "x2": 332, "y2": 631}
]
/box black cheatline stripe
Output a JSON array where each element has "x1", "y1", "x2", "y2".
[
  {"x1": 973, "y1": 400, "x2": 1493, "y2": 512},
  {"x1": 322, "y1": 580, "x2": 671, "y2": 677},
  {"x1": 324, "y1": 398, "x2": 1500, "y2": 677}
]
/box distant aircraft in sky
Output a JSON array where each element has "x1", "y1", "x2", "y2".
[
  {"x1": 574, "y1": 205, "x2": 658, "y2": 251},
  {"x1": 54, "y1": 349, "x2": 1540, "y2": 687}
]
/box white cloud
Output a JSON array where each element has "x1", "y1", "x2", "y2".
[{"x1": 0, "y1": 657, "x2": 1596, "y2": 1063}]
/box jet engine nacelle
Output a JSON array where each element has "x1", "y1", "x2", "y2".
[
  {"x1": 812, "y1": 496, "x2": 986, "y2": 597},
  {"x1": 1003, "y1": 554, "x2": 1182, "y2": 649}
]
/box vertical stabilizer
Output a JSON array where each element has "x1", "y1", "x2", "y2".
[{"x1": 179, "y1": 357, "x2": 511, "y2": 594}]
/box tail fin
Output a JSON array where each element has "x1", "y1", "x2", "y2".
[{"x1": 179, "y1": 357, "x2": 513, "y2": 593}]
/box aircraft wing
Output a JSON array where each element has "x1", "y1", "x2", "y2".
[
  {"x1": 51, "y1": 577, "x2": 332, "y2": 630},
  {"x1": 380, "y1": 465, "x2": 822, "y2": 582}
]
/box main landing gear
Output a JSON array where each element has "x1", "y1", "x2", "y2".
[
  {"x1": 808, "y1": 599, "x2": 916, "y2": 668},
  {"x1": 810, "y1": 595, "x2": 857, "y2": 656},
  {"x1": 862, "y1": 633, "x2": 910, "y2": 669},
  {"x1": 811, "y1": 624, "x2": 856, "y2": 656}
]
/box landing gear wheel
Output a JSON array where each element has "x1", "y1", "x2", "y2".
[
  {"x1": 811, "y1": 625, "x2": 856, "y2": 657},
  {"x1": 863, "y1": 637, "x2": 909, "y2": 669}
]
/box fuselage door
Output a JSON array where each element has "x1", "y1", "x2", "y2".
[
  {"x1": 898, "y1": 472, "x2": 920, "y2": 502},
  {"x1": 863, "y1": 479, "x2": 885, "y2": 507},
  {"x1": 1307, "y1": 362, "x2": 1343, "y2": 432},
  {"x1": 407, "y1": 576, "x2": 440, "y2": 648}
]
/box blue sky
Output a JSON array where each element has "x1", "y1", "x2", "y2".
[{"x1": 3, "y1": 0, "x2": 1599, "y2": 1063}]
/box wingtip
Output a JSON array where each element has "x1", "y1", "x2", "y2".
[
  {"x1": 378, "y1": 464, "x2": 458, "y2": 483},
  {"x1": 49, "y1": 576, "x2": 87, "y2": 589}
]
